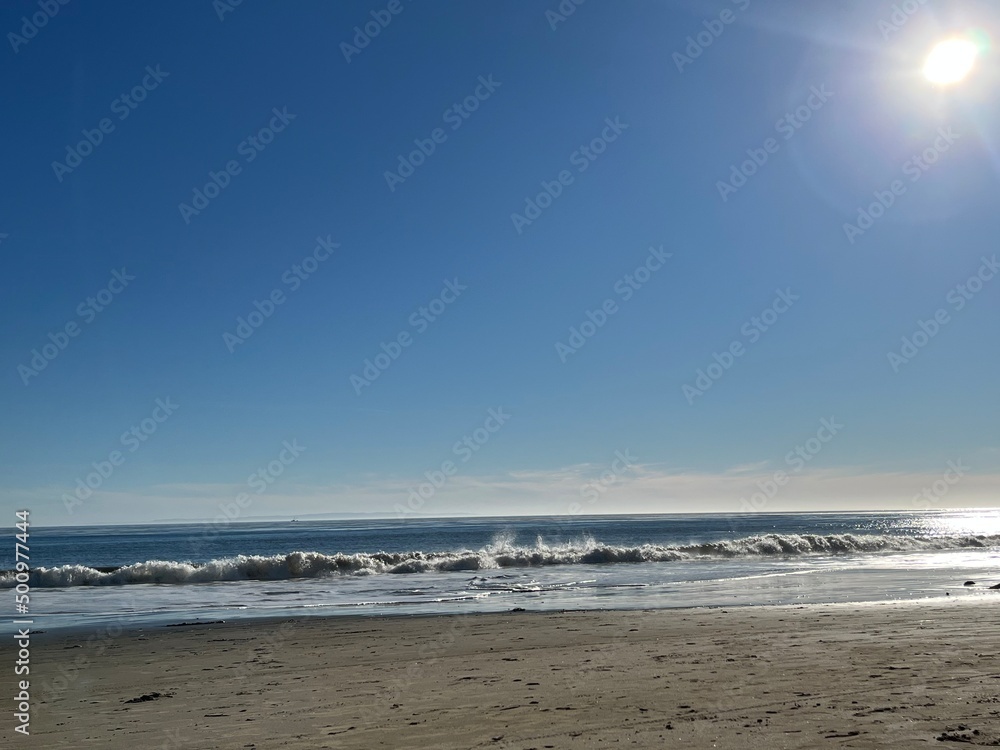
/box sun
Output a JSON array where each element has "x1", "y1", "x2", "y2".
[{"x1": 923, "y1": 39, "x2": 979, "y2": 85}]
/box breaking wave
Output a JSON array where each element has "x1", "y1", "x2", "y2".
[{"x1": 4, "y1": 532, "x2": 998, "y2": 589}]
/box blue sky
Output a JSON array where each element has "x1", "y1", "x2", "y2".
[{"x1": 2, "y1": 0, "x2": 998, "y2": 525}]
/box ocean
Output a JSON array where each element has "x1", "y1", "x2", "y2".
[{"x1": 4, "y1": 510, "x2": 999, "y2": 633}]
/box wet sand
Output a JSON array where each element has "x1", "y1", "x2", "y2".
[{"x1": 3, "y1": 598, "x2": 998, "y2": 749}]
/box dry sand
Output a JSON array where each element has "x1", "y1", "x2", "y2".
[{"x1": 3, "y1": 598, "x2": 998, "y2": 749}]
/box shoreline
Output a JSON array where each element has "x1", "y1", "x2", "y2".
[
  {"x1": 16, "y1": 587, "x2": 999, "y2": 641},
  {"x1": 3, "y1": 598, "x2": 998, "y2": 748}
]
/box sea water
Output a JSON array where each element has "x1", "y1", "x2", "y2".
[{"x1": 3, "y1": 510, "x2": 998, "y2": 633}]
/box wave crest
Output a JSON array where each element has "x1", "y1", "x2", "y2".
[{"x1": 3, "y1": 533, "x2": 997, "y2": 589}]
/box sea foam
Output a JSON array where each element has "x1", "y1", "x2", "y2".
[{"x1": 3, "y1": 532, "x2": 997, "y2": 589}]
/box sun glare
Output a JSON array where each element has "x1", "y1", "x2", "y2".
[{"x1": 923, "y1": 39, "x2": 979, "y2": 85}]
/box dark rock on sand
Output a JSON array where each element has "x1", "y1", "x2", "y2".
[
  {"x1": 124, "y1": 692, "x2": 171, "y2": 704},
  {"x1": 963, "y1": 581, "x2": 976, "y2": 586},
  {"x1": 936, "y1": 724, "x2": 981, "y2": 743},
  {"x1": 990, "y1": 583, "x2": 1000, "y2": 590}
]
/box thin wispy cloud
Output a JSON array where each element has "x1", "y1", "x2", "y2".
[{"x1": 12, "y1": 462, "x2": 998, "y2": 526}]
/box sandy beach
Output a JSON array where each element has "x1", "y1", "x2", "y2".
[{"x1": 4, "y1": 598, "x2": 998, "y2": 749}]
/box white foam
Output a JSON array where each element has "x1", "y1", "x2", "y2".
[{"x1": 3, "y1": 533, "x2": 997, "y2": 589}]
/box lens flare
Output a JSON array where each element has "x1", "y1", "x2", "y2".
[{"x1": 923, "y1": 39, "x2": 979, "y2": 85}]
